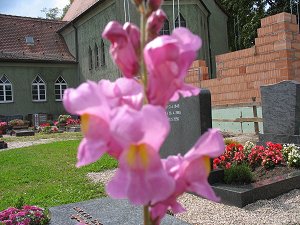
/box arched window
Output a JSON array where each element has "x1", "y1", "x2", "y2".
[
  {"x1": 55, "y1": 76, "x2": 68, "y2": 101},
  {"x1": 89, "y1": 46, "x2": 93, "y2": 70},
  {"x1": 94, "y1": 44, "x2": 99, "y2": 68},
  {"x1": 100, "y1": 40, "x2": 105, "y2": 66},
  {"x1": 160, "y1": 19, "x2": 170, "y2": 35},
  {"x1": 0, "y1": 75, "x2": 13, "y2": 103},
  {"x1": 175, "y1": 13, "x2": 186, "y2": 28},
  {"x1": 32, "y1": 75, "x2": 46, "y2": 102}
]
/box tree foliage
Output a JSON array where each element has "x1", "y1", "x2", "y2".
[
  {"x1": 41, "y1": 0, "x2": 73, "y2": 20},
  {"x1": 219, "y1": 0, "x2": 299, "y2": 51}
]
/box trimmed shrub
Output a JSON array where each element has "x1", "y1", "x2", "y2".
[{"x1": 224, "y1": 163, "x2": 254, "y2": 185}]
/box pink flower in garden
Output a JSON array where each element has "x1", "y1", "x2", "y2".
[
  {"x1": 63, "y1": 78, "x2": 144, "y2": 166},
  {"x1": 106, "y1": 105, "x2": 175, "y2": 205},
  {"x1": 63, "y1": 81, "x2": 112, "y2": 167},
  {"x1": 98, "y1": 78, "x2": 143, "y2": 110},
  {"x1": 102, "y1": 21, "x2": 140, "y2": 78},
  {"x1": 148, "y1": 0, "x2": 163, "y2": 11},
  {"x1": 144, "y1": 27, "x2": 202, "y2": 107},
  {"x1": 147, "y1": 9, "x2": 166, "y2": 40},
  {"x1": 150, "y1": 129, "x2": 225, "y2": 222}
]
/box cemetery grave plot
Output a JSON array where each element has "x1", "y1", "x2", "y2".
[
  {"x1": 49, "y1": 198, "x2": 190, "y2": 225},
  {"x1": 209, "y1": 169, "x2": 300, "y2": 208}
]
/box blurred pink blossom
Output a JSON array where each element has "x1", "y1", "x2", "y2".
[
  {"x1": 144, "y1": 27, "x2": 202, "y2": 107},
  {"x1": 103, "y1": 21, "x2": 140, "y2": 78}
]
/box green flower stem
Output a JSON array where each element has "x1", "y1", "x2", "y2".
[
  {"x1": 144, "y1": 205, "x2": 150, "y2": 225},
  {"x1": 139, "y1": 3, "x2": 148, "y2": 104}
]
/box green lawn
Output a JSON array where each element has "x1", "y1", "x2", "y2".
[{"x1": 0, "y1": 140, "x2": 118, "y2": 210}]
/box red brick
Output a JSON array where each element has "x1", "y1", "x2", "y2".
[{"x1": 274, "y1": 40, "x2": 292, "y2": 51}]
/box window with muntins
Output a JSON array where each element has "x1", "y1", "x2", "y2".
[
  {"x1": 55, "y1": 76, "x2": 68, "y2": 101},
  {"x1": 100, "y1": 40, "x2": 105, "y2": 66},
  {"x1": 95, "y1": 44, "x2": 99, "y2": 68},
  {"x1": 175, "y1": 13, "x2": 186, "y2": 28},
  {"x1": 0, "y1": 75, "x2": 13, "y2": 103},
  {"x1": 32, "y1": 75, "x2": 46, "y2": 102},
  {"x1": 159, "y1": 19, "x2": 170, "y2": 35}
]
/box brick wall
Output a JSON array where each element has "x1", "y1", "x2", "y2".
[{"x1": 185, "y1": 12, "x2": 300, "y2": 107}]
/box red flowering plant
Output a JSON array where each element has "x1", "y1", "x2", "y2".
[
  {"x1": 37, "y1": 123, "x2": 59, "y2": 134},
  {"x1": 65, "y1": 118, "x2": 81, "y2": 126},
  {"x1": 0, "y1": 122, "x2": 7, "y2": 134},
  {"x1": 213, "y1": 142, "x2": 245, "y2": 170},
  {"x1": 261, "y1": 142, "x2": 283, "y2": 169},
  {"x1": 0, "y1": 206, "x2": 49, "y2": 225}
]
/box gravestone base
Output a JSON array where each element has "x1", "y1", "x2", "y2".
[
  {"x1": 258, "y1": 133, "x2": 300, "y2": 145},
  {"x1": 66, "y1": 126, "x2": 81, "y2": 132},
  {"x1": 0, "y1": 141, "x2": 7, "y2": 149},
  {"x1": 49, "y1": 197, "x2": 190, "y2": 225},
  {"x1": 11, "y1": 129, "x2": 35, "y2": 137}
]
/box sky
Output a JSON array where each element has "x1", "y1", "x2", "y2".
[{"x1": 0, "y1": 0, "x2": 70, "y2": 18}]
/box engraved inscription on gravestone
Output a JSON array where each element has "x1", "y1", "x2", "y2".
[
  {"x1": 166, "y1": 103, "x2": 181, "y2": 122},
  {"x1": 161, "y1": 89, "x2": 212, "y2": 158},
  {"x1": 71, "y1": 207, "x2": 103, "y2": 225}
]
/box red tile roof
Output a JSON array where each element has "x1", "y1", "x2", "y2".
[
  {"x1": 63, "y1": 0, "x2": 99, "y2": 21},
  {"x1": 0, "y1": 14, "x2": 76, "y2": 63}
]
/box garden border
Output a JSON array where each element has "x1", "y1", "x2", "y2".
[{"x1": 208, "y1": 170, "x2": 300, "y2": 208}]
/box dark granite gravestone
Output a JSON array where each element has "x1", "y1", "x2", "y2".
[
  {"x1": 49, "y1": 197, "x2": 190, "y2": 225},
  {"x1": 11, "y1": 129, "x2": 35, "y2": 137},
  {"x1": 259, "y1": 80, "x2": 300, "y2": 144},
  {"x1": 0, "y1": 141, "x2": 7, "y2": 149},
  {"x1": 160, "y1": 89, "x2": 212, "y2": 158}
]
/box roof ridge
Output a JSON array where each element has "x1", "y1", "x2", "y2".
[{"x1": 0, "y1": 13, "x2": 67, "y2": 23}]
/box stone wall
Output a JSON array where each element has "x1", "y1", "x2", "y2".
[{"x1": 186, "y1": 12, "x2": 300, "y2": 107}]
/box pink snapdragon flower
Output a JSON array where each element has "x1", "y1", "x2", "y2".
[
  {"x1": 102, "y1": 21, "x2": 140, "y2": 78},
  {"x1": 148, "y1": 0, "x2": 163, "y2": 11},
  {"x1": 147, "y1": 9, "x2": 166, "y2": 41},
  {"x1": 63, "y1": 78, "x2": 143, "y2": 166},
  {"x1": 98, "y1": 78, "x2": 143, "y2": 110},
  {"x1": 150, "y1": 129, "x2": 225, "y2": 223},
  {"x1": 144, "y1": 27, "x2": 202, "y2": 107},
  {"x1": 106, "y1": 105, "x2": 175, "y2": 205}
]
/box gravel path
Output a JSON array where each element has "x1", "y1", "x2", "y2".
[
  {"x1": 0, "y1": 137, "x2": 79, "y2": 152},
  {"x1": 87, "y1": 169, "x2": 300, "y2": 225}
]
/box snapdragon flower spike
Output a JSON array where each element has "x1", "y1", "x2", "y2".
[
  {"x1": 144, "y1": 27, "x2": 202, "y2": 107},
  {"x1": 102, "y1": 21, "x2": 140, "y2": 78},
  {"x1": 147, "y1": 9, "x2": 167, "y2": 41},
  {"x1": 150, "y1": 129, "x2": 225, "y2": 222},
  {"x1": 106, "y1": 105, "x2": 175, "y2": 205}
]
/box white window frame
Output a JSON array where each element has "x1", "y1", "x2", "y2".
[
  {"x1": 0, "y1": 75, "x2": 13, "y2": 104},
  {"x1": 32, "y1": 75, "x2": 47, "y2": 102},
  {"x1": 54, "y1": 76, "x2": 68, "y2": 102}
]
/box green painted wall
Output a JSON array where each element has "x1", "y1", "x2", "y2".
[
  {"x1": 213, "y1": 106, "x2": 263, "y2": 134},
  {"x1": 0, "y1": 62, "x2": 78, "y2": 118},
  {"x1": 60, "y1": 0, "x2": 228, "y2": 82}
]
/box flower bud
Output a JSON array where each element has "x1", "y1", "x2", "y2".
[
  {"x1": 148, "y1": 0, "x2": 163, "y2": 11},
  {"x1": 146, "y1": 9, "x2": 166, "y2": 41}
]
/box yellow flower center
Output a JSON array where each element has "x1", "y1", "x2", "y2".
[
  {"x1": 126, "y1": 144, "x2": 149, "y2": 169},
  {"x1": 81, "y1": 114, "x2": 90, "y2": 134},
  {"x1": 203, "y1": 156, "x2": 211, "y2": 176}
]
